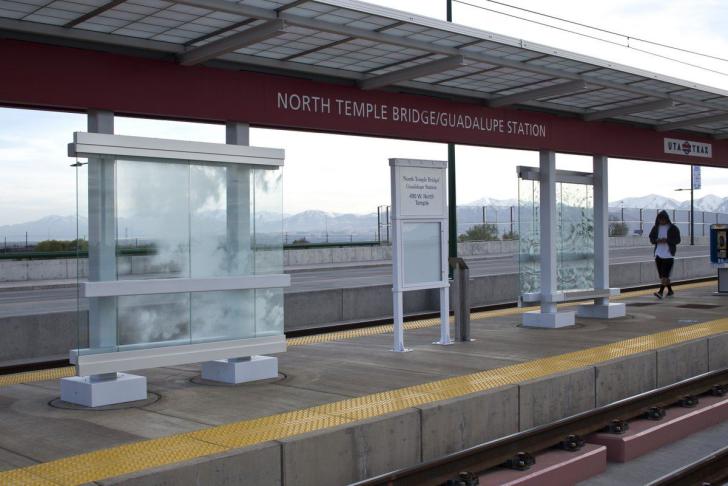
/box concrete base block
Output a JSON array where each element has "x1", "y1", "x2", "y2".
[
  {"x1": 709, "y1": 333, "x2": 728, "y2": 371},
  {"x1": 657, "y1": 339, "x2": 709, "y2": 388},
  {"x1": 522, "y1": 310, "x2": 575, "y2": 328},
  {"x1": 519, "y1": 367, "x2": 595, "y2": 430},
  {"x1": 417, "y1": 385, "x2": 518, "y2": 461},
  {"x1": 576, "y1": 303, "x2": 626, "y2": 319},
  {"x1": 201, "y1": 356, "x2": 277, "y2": 384},
  {"x1": 96, "y1": 441, "x2": 282, "y2": 485},
  {"x1": 279, "y1": 409, "x2": 420, "y2": 486},
  {"x1": 60, "y1": 373, "x2": 147, "y2": 408},
  {"x1": 595, "y1": 351, "x2": 656, "y2": 407}
]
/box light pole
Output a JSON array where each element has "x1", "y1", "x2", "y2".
[{"x1": 446, "y1": 0, "x2": 457, "y2": 271}]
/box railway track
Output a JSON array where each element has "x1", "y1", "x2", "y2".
[
  {"x1": 648, "y1": 444, "x2": 728, "y2": 486},
  {"x1": 353, "y1": 368, "x2": 728, "y2": 486}
]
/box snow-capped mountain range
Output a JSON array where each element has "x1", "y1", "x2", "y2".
[{"x1": 1, "y1": 194, "x2": 726, "y2": 242}]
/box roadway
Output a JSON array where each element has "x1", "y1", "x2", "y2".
[{"x1": 0, "y1": 245, "x2": 709, "y2": 318}]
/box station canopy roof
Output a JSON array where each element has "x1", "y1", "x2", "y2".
[{"x1": 2, "y1": 0, "x2": 728, "y2": 139}]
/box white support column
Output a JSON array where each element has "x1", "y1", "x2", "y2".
[
  {"x1": 62, "y1": 110, "x2": 147, "y2": 407},
  {"x1": 87, "y1": 110, "x2": 117, "y2": 348},
  {"x1": 593, "y1": 155, "x2": 609, "y2": 303},
  {"x1": 577, "y1": 155, "x2": 625, "y2": 319},
  {"x1": 523, "y1": 151, "x2": 575, "y2": 328},
  {"x1": 201, "y1": 122, "x2": 278, "y2": 383}
]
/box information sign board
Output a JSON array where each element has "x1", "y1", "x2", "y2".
[{"x1": 390, "y1": 159, "x2": 449, "y2": 351}]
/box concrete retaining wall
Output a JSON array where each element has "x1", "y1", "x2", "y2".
[
  {"x1": 285, "y1": 255, "x2": 714, "y2": 330},
  {"x1": 2, "y1": 255, "x2": 716, "y2": 364},
  {"x1": 96, "y1": 336, "x2": 727, "y2": 486}
]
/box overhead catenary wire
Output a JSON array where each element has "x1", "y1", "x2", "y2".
[{"x1": 452, "y1": 0, "x2": 728, "y2": 78}]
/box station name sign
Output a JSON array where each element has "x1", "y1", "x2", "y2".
[
  {"x1": 664, "y1": 138, "x2": 712, "y2": 158},
  {"x1": 276, "y1": 92, "x2": 547, "y2": 138}
]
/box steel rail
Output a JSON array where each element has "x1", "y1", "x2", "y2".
[
  {"x1": 352, "y1": 368, "x2": 728, "y2": 486},
  {"x1": 647, "y1": 444, "x2": 728, "y2": 486}
]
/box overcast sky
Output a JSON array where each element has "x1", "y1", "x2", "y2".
[{"x1": 2, "y1": 0, "x2": 728, "y2": 225}]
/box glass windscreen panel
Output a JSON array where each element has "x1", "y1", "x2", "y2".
[
  {"x1": 79, "y1": 155, "x2": 283, "y2": 358},
  {"x1": 518, "y1": 178, "x2": 540, "y2": 295},
  {"x1": 517, "y1": 178, "x2": 594, "y2": 296},
  {"x1": 402, "y1": 221, "x2": 442, "y2": 286},
  {"x1": 557, "y1": 182, "x2": 594, "y2": 291}
]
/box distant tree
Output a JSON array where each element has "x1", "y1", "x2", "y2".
[
  {"x1": 501, "y1": 230, "x2": 519, "y2": 241},
  {"x1": 291, "y1": 237, "x2": 310, "y2": 246},
  {"x1": 458, "y1": 224, "x2": 499, "y2": 242},
  {"x1": 34, "y1": 239, "x2": 88, "y2": 252},
  {"x1": 609, "y1": 221, "x2": 629, "y2": 237}
]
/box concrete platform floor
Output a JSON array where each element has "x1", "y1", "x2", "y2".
[{"x1": 0, "y1": 281, "x2": 726, "y2": 480}]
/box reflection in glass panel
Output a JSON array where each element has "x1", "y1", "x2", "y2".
[
  {"x1": 190, "y1": 164, "x2": 242, "y2": 278},
  {"x1": 117, "y1": 293, "x2": 190, "y2": 349},
  {"x1": 518, "y1": 178, "x2": 540, "y2": 294},
  {"x1": 255, "y1": 288, "x2": 284, "y2": 337},
  {"x1": 557, "y1": 183, "x2": 594, "y2": 291},
  {"x1": 191, "y1": 290, "x2": 254, "y2": 342},
  {"x1": 254, "y1": 169, "x2": 283, "y2": 275},
  {"x1": 116, "y1": 160, "x2": 190, "y2": 279},
  {"x1": 402, "y1": 222, "x2": 441, "y2": 285}
]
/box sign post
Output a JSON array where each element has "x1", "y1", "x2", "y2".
[{"x1": 390, "y1": 159, "x2": 450, "y2": 352}]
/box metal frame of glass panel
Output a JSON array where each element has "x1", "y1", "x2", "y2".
[{"x1": 69, "y1": 131, "x2": 289, "y2": 376}]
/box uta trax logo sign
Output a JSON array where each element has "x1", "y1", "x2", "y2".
[{"x1": 664, "y1": 138, "x2": 712, "y2": 158}]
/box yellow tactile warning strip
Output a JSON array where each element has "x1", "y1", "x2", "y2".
[
  {"x1": 288, "y1": 279, "x2": 717, "y2": 346},
  {"x1": 0, "y1": 366, "x2": 76, "y2": 388},
  {"x1": 1, "y1": 314, "x2": 727, "y2": 485},
  {"x1": 0, "y1": 280, "x2": 716, "y2": 388}
]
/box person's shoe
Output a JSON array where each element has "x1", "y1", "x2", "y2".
[
  {"x1": 666, "y1": 290, "x2": 674, "y2": 297},
  {"x1": 654, "y1": 291, "x2": 663, "y2": 300}
]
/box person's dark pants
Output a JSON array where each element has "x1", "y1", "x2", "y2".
[{"x1": 655, "y1": 256, "x2": 674, "y2": 294}]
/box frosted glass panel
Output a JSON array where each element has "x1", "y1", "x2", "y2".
[
  {"x1": 116, "y1": 160, "x2": 190, "y2": 279},
  {"x1": 558, "y1": 183, "x2": 594, "y2": 291},
  {"x1": 254, "y1": 169, "x2": 283, "y2": 275},
  {"x1": 517, "y1": 178, "x2": 594, "y2": 295},
  {"x1": 190, "y1": 164, "x2": 255, "y2": 278},
  {"x1": 518, "y1": 178, "x2": 540, "y2": 294},
  {"x1": 256, "y1": 288, "x2": 284, "y2": 336},
  {"x1": 80, "y1": 150, "x2": 285, "y2": 359},
  {"x1": 117, "y1": 293, "x2": 190, "y2": 349},
  {"x1": 402, "y1": 222, "x2": 441, "y2": 285},
  {"x1": 191, "y1": 290, "x2": 254, "y2": 343}
]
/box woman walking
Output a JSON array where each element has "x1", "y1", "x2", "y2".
[{"x1": 649, "y1": 210, "x2": 681, "y2": 299}]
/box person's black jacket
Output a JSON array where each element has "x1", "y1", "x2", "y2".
[{"x1": 648, "y1": 210, "x2": 681, "y2": 257}]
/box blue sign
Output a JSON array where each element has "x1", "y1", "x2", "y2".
[{"x1": 693, "y1": 165, "x2": 702, "y2": 190}]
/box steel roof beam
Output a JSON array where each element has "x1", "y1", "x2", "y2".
[
  {"x1": 488, "y1": 80, "x2": 591, "y2": 108},
  {"x1": 179, "y1": 19, "x2": 286, "y2": 66},
  {"x1": 64, "y1": 0, "x2": 126, "y2": 28},
  {"x1": 359, "y1": 55, "x2": 464, "y2": 90},
  {"x1": 172, "y1": 0, "x2": 728, "y2": 115},
  {"x1": 583, "y1": 99, "x2": 675, "y2": 122},
  {"x1": 657, "y1": 113, "x2": 728, "y2": 132}
]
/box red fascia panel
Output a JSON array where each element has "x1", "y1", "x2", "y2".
[{"x1": 2, "y1": 39, "x2": 727, "y2": 167}]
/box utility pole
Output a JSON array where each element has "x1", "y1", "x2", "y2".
[{"x1": 447, "y1": 0, "x2": 457, "y2": 268}]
